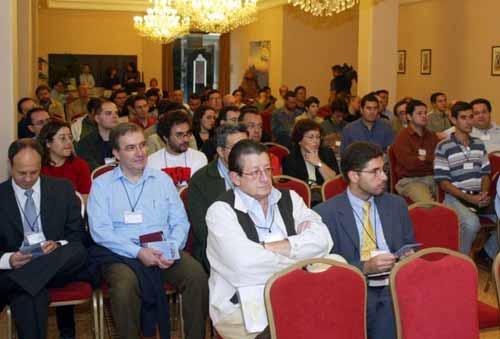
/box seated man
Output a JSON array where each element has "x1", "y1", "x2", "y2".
[
  {"x1": 36, "y1": 85, "x2": 65, "y2": 120},
  {"x1": 87, "y1": 123, "x2": 208, "y2": 339},
  {"x1": 271, "y1": 91, "x2": 301, "y2": 149},
  {"x1": 188, "y1": 124, "x2": 248, "y2": 272},
  {"x1": 17, "y1": 97, "x2": 37, "y2": 138},
  {"x1": 434, "y1": 101, "x2": 491, "y2": 255},
  {"x1": 392, "y1": 99, "x2": 439, "y2": 202},
  {"x1": 295, "y1": 96, "x2": 323, "y2": 125},
  {"x1": 148, "y1": 110, "x2": 207, "y2": 188},
  {"x1": 314, "y1": 141, "x2": 416, "y2": 339},
  {"x1": 470, "y1": 98, "x2": 500, "y2": 153},
  {"x1": 130, "y1": 95, "x2": 156, "y2": 129},
  {"x1": 76, "y1": 100, "x2": 119, "y2": 171},
  {"x1": 201, "y1": 105, "x2": 241, "y2": 162},
  {"x1": 0, "y1": 138, "x2": 87, "y2": 339},
  {"x1": 207, "y1": 140, "x2": 333, "y2": 339},
  {"x1": 67, "y1": 84, "x2": 90, "y2": 121},
  {"x1": 427, "y1": 92, "x2": 452, "y2": 136},
  {"x1": 71, "y1": 97, "x2": 100, "y2": 143},
  {"x1": 26, "y1": 107, "x2": 51, "y2": 138}
]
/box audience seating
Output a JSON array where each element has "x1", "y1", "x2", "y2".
[
  {"x1": 321, "y1": 174, "x2": 348, "y2": 201},
  {"x1": 264, "y1": 142, "x2": 290, "y2": 164},
  {"x1": 265, "y1": 258, "x2": 366, "y2": 339},
  {"x1": 91, "y1": 163, "x2": 117, "y2": 181},
  {"x1": 387, "y1": 146, "x2": 414, "y2": 204},
  {"x1": 273, "y1": 175, "x2": 311, "y2": 207},
  {"x1": 489, "y1": 151, "x2": 500, "y2": 177},
  {"x1": 390, "y1": 247, "x2": 480, "y2": 339}
]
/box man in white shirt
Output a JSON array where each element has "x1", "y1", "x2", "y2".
[
  {"x1": 148, "y1": 110, "x2": 207, "y2": 188},
  {"x1": 206, "y1": 140, "x2": 333, "y2": 339}
]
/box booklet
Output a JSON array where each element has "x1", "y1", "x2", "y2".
[
  {"x1": 143, "y1": 241, "x2": 180, "y2": 260},
  {"x1": 394, "y1": 243, "x2": 422, "y2": 257},
  {"x1": 19, "y1": 242, "x2": 44, "y2": 257},
  {"x1": 237, "y1": 285, "x2": 268, "y2": 333}
]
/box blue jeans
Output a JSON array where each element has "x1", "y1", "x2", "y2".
[
  {"x1": 485, "y1": 231, "x2": 499, "y2": 259},
  {"x1": 443, "y1": 194, "x2": 481, "y2": 254}
]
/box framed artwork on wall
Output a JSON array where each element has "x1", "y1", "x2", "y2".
[
  {"x1": 491, "y1": 46, "x2": 500, "y2": 76},
  {"x1": 420, "y1": 49, "x2": 432, "y2": 75},
  {"x1": 397, "y1": 50, "x2": 406, "y2": 74}
]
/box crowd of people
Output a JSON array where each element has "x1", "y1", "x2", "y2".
[{"x1": 2, "y1": 69, "x2": 500, "y2": 339}]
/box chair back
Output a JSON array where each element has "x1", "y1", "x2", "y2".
[
  {"x1": 178, "y1": 185, "x2": 193, "y2": 254},
  {"x1": 264, "y1": 142, "x2": 290, "y2": 164},
  {"x1": 493, "y1": 252, "x2": 500, "y2": 315},
  {"x1": 75, "y1": 191, "x2": 85, "y2": 218},
  {"x1": 91, "y1": 163, "x2": 117, "y2": 180},
  {"x1": 387, "y1": 145, "x2": 399, "y2": 193},
  {"x1": 390, "y1": 247, "x2": 479, "y2": 339},
  {"x1": 321, "y1": 174, "x2": 348, "y2": 201},
  {"x1": 273, "y1": 175, "x2": 311, "y2": 207},
  {"x1": 408, "y1": 202, "x2": 459, "y2": 251},
  {"x1": 489, "y1": 151, "x2": 500, "y2": 177},
  {"x1": 261, "y1": 108, "x2": 273, "y2": 137},
  {"x1": 265, "y1": 258, "x2": 366, "y2": 339}
]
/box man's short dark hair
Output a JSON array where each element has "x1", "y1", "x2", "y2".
[
  {"x1": 146, "y1": 88, "x2": 160, "y2": 98},
  {"x1": 26, "y1": 107, "x2": 48, "y2": 125},
  {"x1": 189, "y1": 93, "x2": 201, "y2": 101},
  {"x1": 405, "y1": 99, "x2": 426, "y2": 116},
  {"x1": 228, "y1": 139, "x2": 268, "y2": 175},
  {"x1": 8, "y1": 138, "x2": 43, "y2": 164},
  {"x1": 332, "y1": 65, "x2": 342, "y2": 72},
  {"x1": 291, "y1": 119, "x2": 321, "y2": 144},
  {"x1": 340, "y1": 142, "x2": 384, "y2": 182},
  {"x1": 219, "y1": 106, "x2": 240, "y2": 122},
  {"x1": 304, "y1": 96, "x2": 320, "y2": 109},
  {"x1": 331, "y1": 99, "x2": 349, "y2": 114},
  {"x1": 136, "y1": 82, "x2": 146, "y2": 89},
  {"x1": 94, "y1": 100, "x2": 115, "y2": 116},
  {"x1": 110, "y1": 123, "x2": 143, "y2": 150},
  {"x1": 258, "y1": 88, "x2": 267, "y2": 95},
  {"x1": 110, "y1": 89, "x2": 128, "y2": 101},
  {"x1": 375, "y1": 89, "x2": 389, "y2": 96},
  {"x1": 35, "y1": 85, "x2": 50, "y2": 96},
  {"x1": 17, "y1": 97, "x2": 34, "y2": 114},
  {"x1": 132, "y1": 95, "x2": 148, "y2": 107},
  {"x1": 393, "y1": 98, "x2": 410, "y2": 116},
  {"x1": 87, "y1": 97, "x2": 103, "y2": 114},
  {"x1": 470, "y1": 98, "x2": 492, "y2": 112},
  {"x1": 239, "y1": 105, "x2": 260, "y2": 121},
  {"x1": 450, "y1": 101, "x2": 472, "y2": 119},
  {"x1": 284, "y1": 91, "x2": 296, "y2": 101},
  {"x1": 360, "y1": 93, "x2": 379, "y2": 108},
  {"x1": 157, "y1": 100, "x2": 185, "y2": 118},
  {"x1": 294, "y1": 86, "x2": 306, "y2": 94},
  {"x1": 430, "y1": 92, "x2": 445, "y2": 104},
  {"x1": 215, "y1": 123, "x2": 248, "y2": 149},
  {"x1": 207, "y1": 89, "x2": 220, "y2": 99},
  {"x1": 157, "y1": 110, "x2": 192, "y2": 141}
]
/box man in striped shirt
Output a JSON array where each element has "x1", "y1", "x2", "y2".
[{"x1": 434, "y1": 101, "x2": 492, "y2": 255}]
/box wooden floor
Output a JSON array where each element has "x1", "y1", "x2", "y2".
[{"x1": 1, "y1": 267, "x2": 500, "y2": 338}]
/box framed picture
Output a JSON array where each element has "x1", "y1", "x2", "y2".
[
  {"x1": 420, "y1": 49, "x2": 432, "y2": 75},
  {"x1": 492, "y1": 46, "x2": 500, "y2": 76},
  {"x1": 397, "y1": 50, "x2": 406, "y2": 74}
]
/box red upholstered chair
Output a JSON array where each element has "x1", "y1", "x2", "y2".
[
  {"x1": 265, "y1": 258, "x2": 366, "y2": 339},
  {"x1": 91, "y1": 162, "x2": 117, "y2": 181},
  {"x1": 489, "y1": 151, "x2": 500, "y2": 177},
  {"x1": 273, "y1": 175, "x2": 311, "y2": 207},
  {"x1": 264, "y1": 142, "x2": 290, "y2": 164},
  {"x1": 261, "y1": 108, "x2": 273, "y2": 138},
  {"x1": 387, "y1": 145, "x2": 414, "y2": 204},
  {"x1": 179, "y1": 186, "x2": 193, "y2": 254},
  {"x1": 321, "y1": 174, "x2": 348, "y2": 201},
  {"x1": 390, "y1": 248, "x2": 480, "y2": 339}
]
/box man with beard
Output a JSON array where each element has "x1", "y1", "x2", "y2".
[
  {"x1": 148, "y1": 110, "x2": 207, "y2": 188},
  {"x1": 314, "y1": 141, "x2": 416, "y2": 339}
]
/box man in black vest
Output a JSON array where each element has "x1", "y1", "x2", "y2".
[{"x1": 205, "y1": 140, "x2": 333, "y2": 339}]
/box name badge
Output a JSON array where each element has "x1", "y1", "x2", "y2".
[
  {"x1": 26, "y1": 232, "x2": 46, "y2": 245},
  {"x1": 481, "y1": 134, "x2": 491, "y2": 141},
  {"x1": 124, "y1": 211, "x2": 143, "y2": 224},
  {"x1": 104, "y1": 157, "x2": 116, "y2": 165},
  {"x1": 463, "y1": 162, "x2": 474, "y2": 170},
  {"x1": 418, "y1": 149, "x2": 427, "y2": 156}
]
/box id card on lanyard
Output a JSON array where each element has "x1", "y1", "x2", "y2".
[{"x1": 120, "y1": 178, "x2": 146, "y2": 224}]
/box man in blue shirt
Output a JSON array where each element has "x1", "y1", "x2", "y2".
[
  {"x1": 341, "y1": 93, "x2": 394, "y2": 153},
  {"x1": 88, "y1": 123, "x2": 208, "y2": 339}
]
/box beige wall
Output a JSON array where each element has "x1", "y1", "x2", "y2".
[
  {"x1": 38, "y1": 8, "x2": 163, "y2": 90},
  {"x1": 397, "y1": 0, "x2": 500, "y2": 121}
]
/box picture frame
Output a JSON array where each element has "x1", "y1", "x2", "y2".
[
  {"x1": 491, "y1": 46, "x2": 500, "y2": 76},
  {"x1": 420, "y1": 49, "x2": 432, "y2": 75},
  {"x1": 397, "y1": 50, "x2": 406, "y2": 74}
]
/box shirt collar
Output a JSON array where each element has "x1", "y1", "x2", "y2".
[
  {"x1": 234, "y1": 186, "x2": 282, "y2": 213},
  {"x1": 474, "y1": 122, "x2": 498, "y2": 133},
  {"x1": 111, "y1": 165, "x2": 155, "y2": 184},
  {"x1": 12, "y1": 177, "x2": 41, "y2": 197},
  {"x1": 346, "y1": 187, "x2": 374, "y2": 210}
]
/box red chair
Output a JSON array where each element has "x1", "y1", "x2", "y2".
[
  {"x1": 390, "y1": 248, "x2": 480, "y2": 339},
  {"x1": 265, "y1": 258, "x2": 366, "y2": 339},
  {"x1": 91, "y1": 162, "x2": 117, "y2": 181},
  {"x1": 387, "y1": 145, "x2": 415, "y2": 204},
  {"x1": 261, "y1": 107, "x2": 273, "y2": 138},
  {"x1": 179, "y1": 186, "x2": 193, "y2": 255},
  {"x1": 264, "y1": 142, "x2": 290, "y2": 164},
  {"x1": 489, "y1": 151, "x2": 500, "y2": 177},
  {"x1": 273, "y1": 175, "x2": 311, "y2": 207},
  {"x1": 321, "y1": 174, "x2": 348, "y2": 201}
]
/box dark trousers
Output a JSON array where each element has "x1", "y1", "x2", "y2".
[
  {"x1": 102, "y1": 251, "x2": 209, "y2": 339},
  {"x1": 367, "y1": 286, "x2": 396, "y2": 339},
  {"x1": 0, "y1": 243, "x2": 87, "y2": 339}
]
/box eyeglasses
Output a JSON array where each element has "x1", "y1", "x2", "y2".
[
  {"x1": 356, "y1": 168, "x2": 385, "y2": 177},
  {"x1": 241, "y1": 167, "x2": 273, "y2": 179},
  {"x1": 174, "y1": 131, "x2": 193, "y2": 139}
]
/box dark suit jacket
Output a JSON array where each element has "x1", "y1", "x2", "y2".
[
  {"x1": 314, "y1": 191, "x2": 415, "y2": 271},
  {"x1": 187, "y1": 160, "x2": 227, "y2": 272},
  {"x1": 0, "y1": 176, "x2": 87, "y2": 295},
  {"x1": 283, "y1": 145, "x2": 339, "y2": 185}
]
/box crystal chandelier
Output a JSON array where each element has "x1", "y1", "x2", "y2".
[
  {"x1": 288, "y1": 0, "x2": 359, "y2": 16},
  {"x1": 133, "y1": 0, "x2": 190, "y2": 43},
  {"x1": 173, "y1": 0, "x2": 258, "y2": 33}
]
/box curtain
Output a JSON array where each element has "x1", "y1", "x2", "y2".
[
  {"x1": 162, "y1": 43, "x2": 174, "y2": 97},
  {"x1": 218, "y1": 32, "x2": 231, "y2": 95}
]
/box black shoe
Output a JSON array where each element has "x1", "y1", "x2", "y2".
[{"x1": 476, "y1": 248, "x2": 493, "y2": 270}]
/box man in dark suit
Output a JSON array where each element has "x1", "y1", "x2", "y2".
[
  {"x1": 0, "y1": 138, "x2": 87, "y2": 339},
  {"x1": 314, "y1": 141, "x2": 415, "y2": 339}
]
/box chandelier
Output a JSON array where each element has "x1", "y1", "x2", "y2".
[
  {"x1": 288, "y1": 0, "x2": 358, "y2": 16},
  {"x1": 133, "y1": 0, "x2": 190, "y2": 43},
  {"x1": 173, "y1": 0, "x2": 258, "y2": 33}
]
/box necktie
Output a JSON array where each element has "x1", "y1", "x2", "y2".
[
  {"x1": 24, "y1": 189, "x2": 39, "y2": 234},
  {"x1": 360, "y1": 201, "x2": 376, "y2": 261}
]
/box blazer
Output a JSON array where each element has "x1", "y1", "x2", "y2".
[
  {"x1": 314, "y1": 191, "x2": 415, "y2": 271},
  {"x1": 282, "y1": 145, "x2": 339, "y2": 185}
]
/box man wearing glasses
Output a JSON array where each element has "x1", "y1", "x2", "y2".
[
  {"x1": 206, "y1": 140, "x2": 333, "y2": 339},
  {"x1": 315, "y1": 141, "x2": 416, "y2": 339},
  {"x1": 148, "y1": 110, "x2": 207, "y2": 189}
]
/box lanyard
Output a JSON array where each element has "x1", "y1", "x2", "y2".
[
  {"x1": 454, "y1": 137, "x2": 471, "y2": 162},
  {"x1": 14, "y1": 193, "x2": 41, "y2": 233},
  {"x1": 351, "y1": 202, "x2": 378, "y2": 247},
  {"x1": 120, "y1": 178, "x2": 146, "y2": 212},
  {"x1": 254, "y1": 205, "x2": 276, "y2": 233}
]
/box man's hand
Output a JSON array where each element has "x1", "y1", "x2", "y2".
[
  {"x1": 297, "y1": 221, "x2": 312, "y2": 233},
  {"x1": 363, "y1": 253, "x2": 397, "y2": 274},
  {"x1": 465, "y1": 193, "x2": 485, "y2": 206},
  {"x1": 9, "y1": 252, "x2": 32, "y2": 269},
  {"x1": 137, "y1": 248, "x2": 163, "y2": 267},
  {"x1": 263, "y1": 240, "x2": 291, "y2": 257},
  {"x1": 158, "y1": 257, "x2": 175, "y2": 270},
  {"x1": 41, "y1": 240, "x2": 59, "y2": 255}
]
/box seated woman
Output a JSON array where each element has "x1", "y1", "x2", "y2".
[
  {"x1": 38, "y1": 119, "x2": 92, "y2": 201},
  {"x1": 283, "y1": 119, "x2": 339, "y2": 204},
  {"x1": 192, "y1": 105, "x2": 216, "y2": 151}
]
